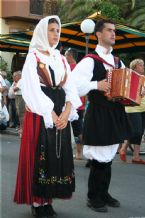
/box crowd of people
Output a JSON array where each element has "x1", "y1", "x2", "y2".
[
  {"x1": 0, "y1": 69, "x2": 25, "y2": 137},
  {"x1": 0, "y1": 15, "x2": 145, "y2": 218}
]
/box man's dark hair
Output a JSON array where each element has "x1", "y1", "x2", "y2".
[
  {"x1": 94, "y1": 19, "x2": 115, "y2": 34},
  {"x1": 66, "y1": 48, "x2": 78, "y2": 61}
]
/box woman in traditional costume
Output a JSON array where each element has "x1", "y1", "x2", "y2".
[{"x1": 14, "y1": 15, "x2": 81, "y2": 218}]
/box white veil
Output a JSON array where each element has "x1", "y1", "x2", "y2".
[{"x1": 29, "y1": 15, "x2": 61, "y2": 55}]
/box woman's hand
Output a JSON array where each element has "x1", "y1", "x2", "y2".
[
  {"x1": 55, "y1": 101, "x2": 72, "y2": 130},
  {"x1": 52, "y1": 110, "x2": 69, "y2": 129},
  {"x1": 56, "y1": 111, "x2": 69, "y2": 129},
  {"x1": 51, "y1": 111, "x2": 59, "y2": 126}
]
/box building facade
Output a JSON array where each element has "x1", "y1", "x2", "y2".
[{"x1": 0, "y1": 0, "x2": 56, "y2": 71}]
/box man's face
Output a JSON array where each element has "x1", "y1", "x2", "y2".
[
  {"x1": 13, "y1": 73, "x2": 21, "y2": 82},
  {"x1": 96, "y1": 23, "x2": 116, "y2": 46}
]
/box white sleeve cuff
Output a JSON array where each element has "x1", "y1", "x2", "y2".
[
  {"x1": 65, "y1": 94, "x2": 82, "y2": 110},
  {"x1": 43, "y1": 103, "x2": 54, "y2": 129},
  {"x1": 89, "y1": 81, "x2": 97, "y2": 90},
  {"x1": 62, "y1": 105, "x2": 79, "y2": 122},
  {"x1": 43, "y1": 112, "x2": 54, "y2": 129},
  {"x1": 68, "y1": 108, "x2": 79, "y2": 122}
]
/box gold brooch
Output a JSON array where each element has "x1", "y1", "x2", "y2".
[{"x1": 39, "y1": 63, "x2": 45, "y2": 69}]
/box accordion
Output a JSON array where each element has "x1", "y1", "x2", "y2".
[{"x1": 106, "y1": 68, "x2": 145, "y2": 106}]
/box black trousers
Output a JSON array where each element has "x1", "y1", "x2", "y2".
[
  {"x1": 127, "y1": 112, "x2": 145, "y2": 145},
  {"x1": 88, "y1": 159, "x2": 112, "y2": 203}
]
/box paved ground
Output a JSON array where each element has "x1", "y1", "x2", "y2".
[{"x1": 0, "y1": 131, "x2": 145, "y2": 218}]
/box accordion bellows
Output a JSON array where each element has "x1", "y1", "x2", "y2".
[{"x1": 106, "y1": 68, "x2": 145, "y2": 106}]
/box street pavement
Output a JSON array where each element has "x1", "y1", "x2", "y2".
[{"x1": 0, "y1": 131, "x2": 145, "y2": 218}]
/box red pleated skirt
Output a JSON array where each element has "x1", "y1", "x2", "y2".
[{"x1": 14, "y1": 111, "x2": 52, "y2": 205}]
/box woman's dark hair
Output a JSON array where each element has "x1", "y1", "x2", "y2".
[
  {"x1": 94, "y1": 19, "x2": 115, "y2": 34},
  {"x1": 48, "y1": 18, "x2": 59, "y2": 25}
]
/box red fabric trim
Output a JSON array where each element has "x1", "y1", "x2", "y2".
[
  {"x1": 61, "y1": 55, "x2": 67, "y2": 70},
  {"x1": 34, "y1": 52, "x2": 40, "y2": 62},
  {"x1": 114, "y1": 56, "x2": 119, "y2": 68},
  {"x1": 14, "y1": 111, "x2": 52, "y2": 205},
  {"x1": 84, "y1": 54, "x2": 114, "y2": 68},
  {"x1": 70, "y1": 63, "x2": 76, "y2": 71},
  {"x1": 130, "y1": 71, "x2": 140, "y2": 101}
]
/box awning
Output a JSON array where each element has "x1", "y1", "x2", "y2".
[
  {"x1": 1, "y1": 12, "x2": 145, "y2": 53},
  {"x1": 0, "y1": 33, "x2": 31, "y2": 53},
  {"x1": 61, "y1": 22, "x2": 145, "y2": 54}
]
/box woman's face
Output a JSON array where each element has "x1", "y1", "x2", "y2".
[
  {"x1": 48, "y1": 22, "x2": 60, "y2": 47},
  {"x1": 135, "y1": 63, "x2": 144, "y2": 75}
]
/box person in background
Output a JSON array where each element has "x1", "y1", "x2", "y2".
[
  {"x1": 70, "y1": 19, "x2": 131, "y2": 213},
  {"x1": 14, "y1": 15, "x2": 81, "y2": 218},
  {"x1": 65, "y1": 48, "x2": 78, "y2": 71},
  {"x1": 13, "y1": 71, "x2": 25, "y2": 138},
  {"x1": 8, "y1": 72, "x2": 20, "y2": 129},
  {"x1": 0, "y1": 71, "x2": 11, "y2": 106},
  {"x1": 0, "y1": 74, "x2": 7, "y2": 101},
  {"x1": 0, "y1": 74, "x2": 8, "y2": 130},
  {"x1": 65, "y1": 48, "x2": 85, "y2": 159},
  {"x1": 119, "y1": 59, "x2": 145, "y2": 164}
]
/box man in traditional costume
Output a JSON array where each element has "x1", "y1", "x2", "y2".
[{"x1": 71, "y1": 19, "x2": 131, "y2": 213}]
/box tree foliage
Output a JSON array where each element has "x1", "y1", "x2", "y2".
[
  {"x1": 0, "y1": 57, "x2": 8, "y2": 72},
  {"x1": 56, "y1": 0, "x2": 123, "y2": 23},
  {"x1": 125, "y1": 1, "x2": 145, "y2": 31},
  {"x1": 0, "y1": 57, "x2": 12, "y2": 82},
  {"x1": 43, "y1": 0, "x2": 145, "y2": 31},
  {"x1": 110, "y1": 0, "x2": 145, "y2": 31},
  {"x1": 97, "y1": 0, "x2": 123, "y2": 22}
]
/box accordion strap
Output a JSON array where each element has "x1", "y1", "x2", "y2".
[
  {"x1": 84, "y1": 53, "x2": 120, "y2": 69},
  {"x1": 114, "y1": 56, "x2": 120, "y2": 69}
]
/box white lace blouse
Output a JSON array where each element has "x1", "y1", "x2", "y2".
[{"x1": 21, "y1": 48, "x2": 81, "y2": 128}]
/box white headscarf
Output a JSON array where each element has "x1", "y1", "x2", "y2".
[{"x1": 29, "y1": 15, "x2": 61, "y2": 55}]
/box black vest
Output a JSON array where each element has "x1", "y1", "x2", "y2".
[
  {"x1": 82, "y1": 52, "x2": 132, "y2": 145},
  {"x1": 88, "y1": 52, "x2": 122, "y2": 109}
]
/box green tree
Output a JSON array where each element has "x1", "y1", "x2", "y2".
[
  {"x1": 43, "y1": 0, "x2": 145, "y2": 31},
  {"x1": 97, "y1": 0, "x2": 123, "y2": 22},
  {"x1": 57, "y1": 0, "x2": 122, "y2": 23},
  {"x1": 0, "y1": 57, "x2": 8, "y2": 72},
  {"x1": 0, "y1": 57, "x2": 12, "y2": 82},
  {"x1": 111, "y1": 0, "x2": 145, "y2": 31},
  {"x1": 126, "y1": 1, "x2": 145, "y2": 31}
]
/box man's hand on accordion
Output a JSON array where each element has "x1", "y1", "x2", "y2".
[{"x1": 98, "y1": 79, "x2": 110, "y2": 92}]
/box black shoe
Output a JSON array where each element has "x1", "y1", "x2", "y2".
[
  {"x1": 87, "y1": 199, "x2": 108, "y2": 212},
  {"x1": 31, "y1": 206, "x2": 46, "y2": 218},
  {"x1": 104, "y1": 193, "x2": 120, "y2": 207},
  {"x1": 44, "y1": 205, "x2": 57, "y2": 217}
]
